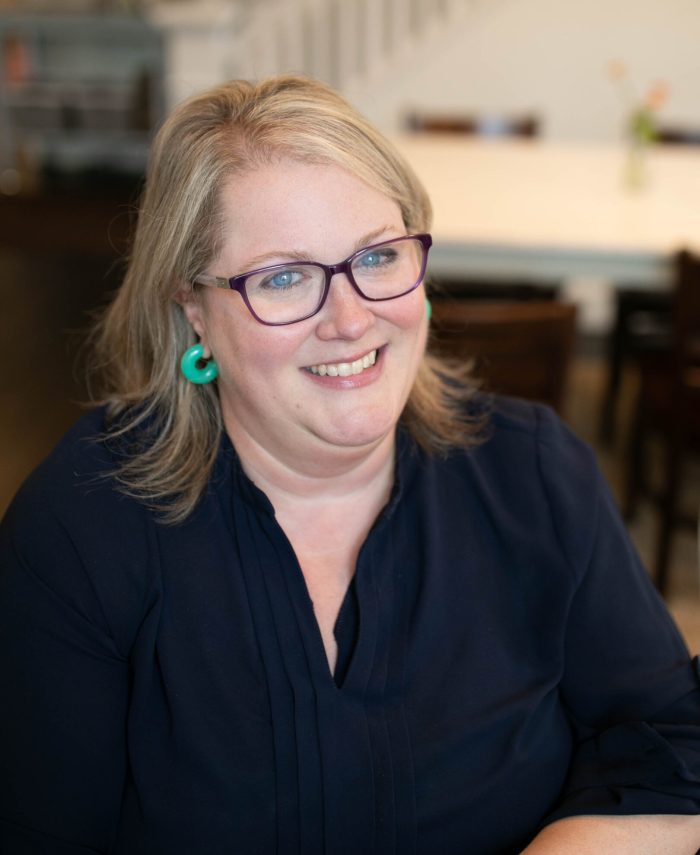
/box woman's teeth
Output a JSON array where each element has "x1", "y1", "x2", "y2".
[{"x1": 308, "y1": 349, "x2": 377, "y2": 377}]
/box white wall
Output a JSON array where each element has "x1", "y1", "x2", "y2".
[
  {"x1": 153, "y1": 1, "x2": 700, "y2": 141},
  {"x1": 352, "y1": 0, "x2": 700, "y2": 141},
  {"x1": 152, "y1": 0, "x2": 700, "y2": 332},
  {"x1": 347, "y1": 0, "x2": 700, "y2": 334}
]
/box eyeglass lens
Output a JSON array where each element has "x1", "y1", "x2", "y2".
[{"x1": 244, "y1": 237, "x2": 426, "y2": 324}]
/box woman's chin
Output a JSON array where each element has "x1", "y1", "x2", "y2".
[{"x1": 310, "y1": 411, "x2": 397, "y2": 453}]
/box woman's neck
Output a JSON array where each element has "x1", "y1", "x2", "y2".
[
  {"x1": 226, "y1": 423, "x2": 398, "y2": 678},
  {"x1": 230, "y1": 424, "x2": 396, "y2": 512}
]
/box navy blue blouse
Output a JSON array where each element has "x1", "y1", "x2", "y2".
[{"x1": 1, "y1": 398, "x2": 699, "y2": 854}]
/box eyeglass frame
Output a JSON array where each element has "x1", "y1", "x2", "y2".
[{"x1": 192, "y1": 232, "x2": 433, "y2": 326}]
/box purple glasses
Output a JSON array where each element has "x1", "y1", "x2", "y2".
[{"x1": 194, "y1": 233, "x2": 432, "y2": 326}]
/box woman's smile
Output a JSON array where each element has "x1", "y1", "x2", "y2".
[{"x1": 305, "y1": 347, "x2": 379, "y2": 377}]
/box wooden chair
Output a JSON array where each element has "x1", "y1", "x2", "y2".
[
  {"x1": 405, "y1": 111, "x2": 540, "y2": 138},
  {"x1": 599, "y1": 125, "x2": 700, "y2": 445},
  {"x1": 430, "y1": 275, "x2": 560, "y2": 303},
  {"x1": 429, "y1": 299, "x2": 578, "y2": 415},
  {"x1": 598, "y1": 288, "x2": 672, "y2": 444},
  {"x1": 623, "y1": 249, "x2": 700, "y2": 595},
  {"x1": 656, "y1": 124, "x2": 700, "y2": 145}
]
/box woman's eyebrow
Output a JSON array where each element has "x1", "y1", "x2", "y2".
[
  {"x1": 238, "y1": 249, "x2": 315, "y2": 270},
  {"x1": 352, "y1": 226, "x2": 404, "y2": 251},
  {"x1": 237, "y1": 226, "x2": 403, "y2": 272}
]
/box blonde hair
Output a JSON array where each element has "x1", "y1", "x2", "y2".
[{"x1": 89, "y1": 74, "x2": 482, "y2": 522}]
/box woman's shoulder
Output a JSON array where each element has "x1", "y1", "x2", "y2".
[
  {"x1": 475, "y1": 391, "x2": 564, "y2": 434},
  {"x1": 467, "y1": 395, "x2": 602, "y2": 505},
  {"x1": 464, "y1": 394, "x2": 609, "y2": 578},
  {"x1": 10, "y1": 406, "x2": 121, "y2": 510},
  {"x1": 409, "y1": 393, "x2": 600, "y2": 507},
  {"x1": 0, "y1": 407, "x2": 159, "y2": 657},
  {"x1": 431, "y1": 392, "x2": 604, "y2": 519},
  {"x1": 469, "y1": 393, "x2": 597, "y2": 469},
  {"x1": 2, "y1": 405, "x2": 155, "y2": 555}
]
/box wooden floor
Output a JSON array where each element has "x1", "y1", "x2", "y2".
[{"x1": 1, "y1": 248, "x2": 698, "y2": 652}]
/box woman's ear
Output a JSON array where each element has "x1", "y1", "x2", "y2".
[
  {"x1": 173, "y1": 285, "x2": 210, "y2": 353},
  {"x1": 174, "y1": 284, "x2": 203, "y2": 331}
]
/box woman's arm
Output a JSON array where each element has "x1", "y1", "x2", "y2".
[
  {"x1": 522, "y1": 814, "x2": 700, "y2": 854},
  {"x1": 527, "y1": 408, "x2": 700, "y2": 844},
  {"x1": 0, "y1": 486, "x2": 130, "y2": 853}
]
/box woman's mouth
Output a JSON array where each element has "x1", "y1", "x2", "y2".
[{"x1": 306, "y1": 348, "x2": 378, "y2": 377}]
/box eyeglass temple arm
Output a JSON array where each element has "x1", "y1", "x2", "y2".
[{"x1": 193, "y1": 274, "x2": 229, "y2": 289}]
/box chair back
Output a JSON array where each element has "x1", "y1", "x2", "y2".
[
  {"x1": 430, "y1": 299, "x2": 577, "y2": 414},
  {"x1": 672, "y1": 249, "x2": 700, "y2": 391},
  {"x1": 622, "y1": 248, "x2": 700, "y2": 594},
  {"x1": 405, "y1": 112, "x2": 539, "y2": 138},
  {"x1": 430, "y1": 276, "x2": 559, "y2": 302},
  {"x1": 656, "y1": 125, "x2": 700, "y2": 146}
]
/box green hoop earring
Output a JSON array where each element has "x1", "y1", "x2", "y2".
[
  {"x1": 425, "y1": 298, "x2": 432, "y2": 321},
  {"x1": 180, "y1": 343, "x2": 219, "y2": 385}
]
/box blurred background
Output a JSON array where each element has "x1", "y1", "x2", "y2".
[{"x1": 1, "y1": 0, "x2": 699, "y2": 648}]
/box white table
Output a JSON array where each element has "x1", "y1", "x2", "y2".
[{"x1": 391, "y1": 135, "x2": 700, "y2": 288}]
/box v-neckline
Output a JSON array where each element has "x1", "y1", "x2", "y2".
[
  {"x1": 226, "y1": 428, "x2": 412, "y2": 696},
  {"x1": 332, "y1": 576, "x2": 360, "y2": 687},
  {"x1": 283, "y1": 534, "x2": 378, "y2": 693},
  {"x1": 221, "y1": 428, "x2": 423, "y2": 854}
]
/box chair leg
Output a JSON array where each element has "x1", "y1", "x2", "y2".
[
  {"x1": 653, "y1": 426, "x2": 683, "y2": 596},
  {"x1": 623, "y1": 394, "x2": 646, "y2": 521},
  {"x1": 599, "y1": 304, "x2": 628, "y2": 445}
]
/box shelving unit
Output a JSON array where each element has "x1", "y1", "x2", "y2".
[{"x1": 0, "y1": 12, "x2": 164, "y2": 194}]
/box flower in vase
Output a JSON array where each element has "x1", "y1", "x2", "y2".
[{"x1": 607, "y1": 61, "x2": 670, "y2": 189}]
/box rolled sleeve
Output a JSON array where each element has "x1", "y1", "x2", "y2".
[{"x1": 534, "y1": 406, "x2": 700, "y2": 822}]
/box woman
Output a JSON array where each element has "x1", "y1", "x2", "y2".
[{"x1": 0, "y1": 75, "x2": 698, "y2": 854}]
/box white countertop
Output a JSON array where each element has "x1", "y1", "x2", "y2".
[{"x1": 391, "y1": 135, "x2": 700, "y2": 286}]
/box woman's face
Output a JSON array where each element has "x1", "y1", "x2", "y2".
[{"x1": 180, "y1": 158, "x2": 428, "y2": 467}]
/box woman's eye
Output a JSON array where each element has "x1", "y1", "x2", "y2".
[
  {"x1": 261, "y1": 269, "x2": 302, "y2": 289},
  {"x1": 360, "y1": 252, "x2": 381, "y2": 268},
  {"x1": 356, "y1": 248, "x2": 397, "y2": 270}
]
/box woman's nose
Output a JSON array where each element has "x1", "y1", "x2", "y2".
[{"x1": 314, "y1": 274, "x2": 375, "y2": 340}]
